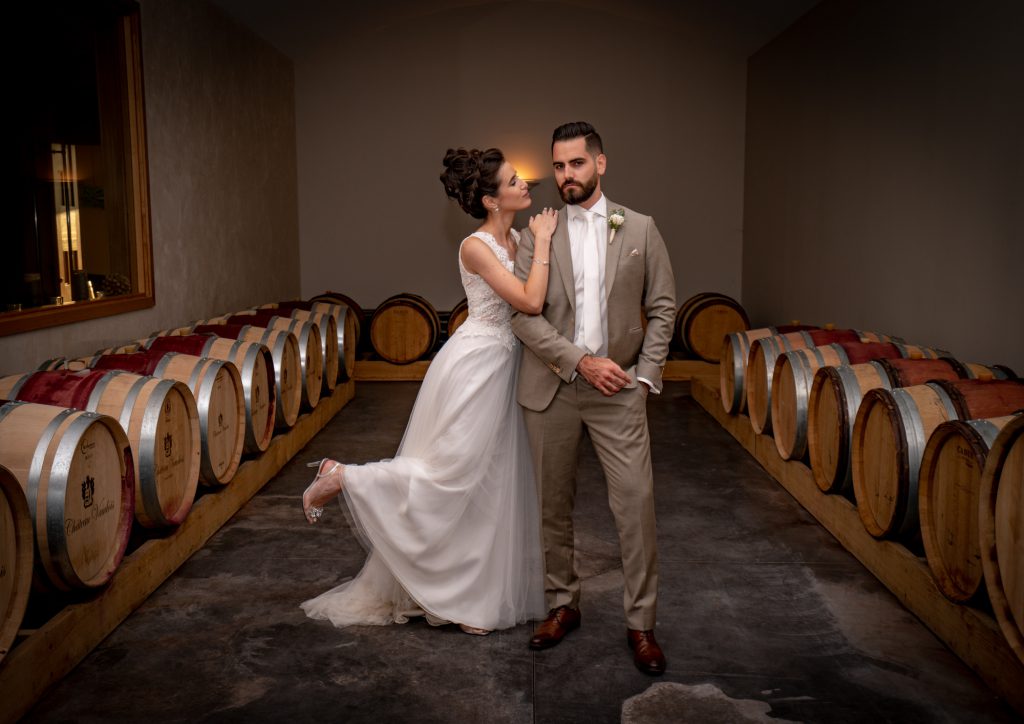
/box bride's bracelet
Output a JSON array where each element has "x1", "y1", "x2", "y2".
[{"x1": 533, "y1": 258, "x2": 550, "y2": 266}]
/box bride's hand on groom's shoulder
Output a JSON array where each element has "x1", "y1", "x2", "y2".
[{"x1": 528, "y1": 208, "x2": 558, "y2": 243}]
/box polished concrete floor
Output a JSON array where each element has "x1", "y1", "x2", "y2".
[{"x1": 24, "y1": 382, "x2": 1018, "y2": 723}]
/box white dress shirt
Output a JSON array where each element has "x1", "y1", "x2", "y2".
[
  {"x1": 567, "y1": 194, "x2": 608, "y2": 356},
  {"x1": 566, "y1": 193, "x2": 658, "y2": 394}
]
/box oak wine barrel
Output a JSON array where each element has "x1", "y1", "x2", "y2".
[
  {"x1": 851, "y1": 379, "x2": 1024, "y2": 539},
  {"x1": 719, "y1": 324, "x2": 817, "y2": 414},
  {"x1": 262, "y1": 300, "x2": 357, "y2": 382},
  {"x1": 369, "y1": 293, "x2": 441, "y2": 364},
  {"x1": 979, "y1": 414, "x2": 1024, "y2": 665},
  {"x1": 919, "y1": 415, "x2": 1021, "y2": 603},
  {"x1": 90, "y1": 351, "x2": 246, "y2": 486},
  {"x1": 0, "y1": 401, "x2": 134, "y2": 590},
  {"x1": 224, "y1": 315, "x2": 322, "y2": 410},
  {"x1": 191, "y1": 324, "x2": 302, "y2": 429},
  {"x1": 806, "y1": 359, "x2": 1011, "y2": 494},
  {"x1": 448, "y1": 298, "x2": 470, "y2": 338},
  {"x1": 0, "y1": 370, "x2": 201, "y2": 528},
  {"x1": 236, "y1": 309, "x2": 337, "y2": 395},
  {"x1": 746, "y1": 328, "x2": 882, "y2": 434},
  {"x1": 0, "y1": 464, "x2": 32, "y2": 663},
  {"x1": 144, "y1": 335, "x2": 276, "y2": 454},
  {"x1": 674, "y1": 293, "x2": 750, "y2": 363},
  {"x1": 309, "y1": 292, "x2": 364, "y2": 352},
  {"x1": 771, "y1": 342, "x2": 944, "y2": 461}
]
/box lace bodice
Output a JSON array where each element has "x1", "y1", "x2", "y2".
[{"x1": 456, "y1": 230, "x2": 519, "y2": 350}]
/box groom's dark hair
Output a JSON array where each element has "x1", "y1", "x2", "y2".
[{"x1": 552, "y1": 121, "x2": 603, "y2": 156}]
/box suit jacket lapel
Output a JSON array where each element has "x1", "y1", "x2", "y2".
[
  {"x1": 554, "y1": 207, "x2": 575, "y2": 310},
  {"x1": 604, "y1": 198, "x2": 623, "y2": 298}
]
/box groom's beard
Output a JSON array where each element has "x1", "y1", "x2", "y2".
[{"x1": 558, "y1": 174, "x2": 598, "y2": 205}]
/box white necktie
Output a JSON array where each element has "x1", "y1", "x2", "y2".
[{"x1": 581, "y1": 210, "x2": 603, "y2": 355}]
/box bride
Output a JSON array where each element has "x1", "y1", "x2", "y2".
[{"x1": 300, "y1": 147, "x2": 555, "y2": 634}]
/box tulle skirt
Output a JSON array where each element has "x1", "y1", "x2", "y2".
[{"x1": 300, "y1": 329, "x2": 545, "y2": 631}]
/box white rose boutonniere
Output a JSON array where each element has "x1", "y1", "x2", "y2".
[{"x1": 608, "y1": 209, "x2": 626, "y2": 244}]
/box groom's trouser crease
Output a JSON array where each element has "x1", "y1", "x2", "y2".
[{"x1": 523, "y1": 376, "x2": 658, "y2": 631}]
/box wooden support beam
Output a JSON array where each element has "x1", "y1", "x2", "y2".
[
  {"x1": 0, "y1": 381, "x2": 354, "y2": 724},
  {"x1": 690, "y1": 377, "x2": 1024, "y2": 714},
  {"x1": 664, "y1": 359, "x2": 717, "y2": 381},
  {"x1": 354, "y1": 360, "x2": 431, "y2": 381}
]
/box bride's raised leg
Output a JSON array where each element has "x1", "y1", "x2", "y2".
[{"x1": 302, "y1": 459, "x2": 345, "y2": 524}]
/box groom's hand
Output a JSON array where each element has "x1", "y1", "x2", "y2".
[{"x1": 577, "y1": 355, "x2": 631, "y2": 396}]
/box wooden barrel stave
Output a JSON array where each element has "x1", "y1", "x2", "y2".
[
  {"x1": 774, "y1": 343, "x2": 942, "y2": 462},
  {"x1": 192, "y1": 324, "x2": 302, "y2": 429},
  {"x1": 261, "y1": 300, "x2": 357, "y2": 382},
  {"x1": 675, "y1": 293, "x2": 750, "y2": 363},
  {"x1": 0, "y1": 370, "x2": 201, "y2": 529},
  {"x1": 853, "y1": 380, "x2": 1024, "y2": 540},
  {"x1": 226, "y1": 316, "x2": 321, "y2": 410},
  {"x1": 448, "y1": 298, "x2": 470, "y2": 338},
  {"x1": 237, "y1": 309, "x2": 337, "y2": 394},
  {"x1": 0, "y1": 401, "x2": 134, "y2": 590},
  {"x1": 720, "y1": 327, "x2": 776, "y2": 415},
  {"x1": 747, "y1": 329, "x2": 864, "y2": 434},
  {"x1": 145, "y1": 335, "x2": 276, "y2": 454},
  {"x1": 154, "y1": 354, "x2": 245, "y2": 485},
  {"x1": 291, "y1": 310, "x2": 338, "y2": 392},
  {"x1": 919, "y1": 416, "x2": 1017, "y2": 603},
  {"x1": 369, "y1": 293, "x2": 440, "y2": 365},
  {"x1": 0, "y1": 464, "x2": 33, "y2": 663},
  {"x1": 308, "y1": 292, "x2": 364, "y2": 352},
  {"x1": 89, "y1": 351, "x2": 246, "y2": 486},
  {"x1": 809, "y1": 363, "x2": 890, "y2": 493},
  {"x1": 809, "y1": 360, "x2": 1007, "y2": 495},
  {"x1": 980, "y1": 414, "x2": 1024, "y2": 665}
]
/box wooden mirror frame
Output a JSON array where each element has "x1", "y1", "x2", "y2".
[{"x1": 2, "y1": 5, "x2": 153, "y2": 337}]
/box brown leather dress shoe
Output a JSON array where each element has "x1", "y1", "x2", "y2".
[
  {"x1": 529, "y1": 606, "x2": 581, "y2": 650},
  {"x1": 627, "y1": 629, "x2": 667, "y2": 675}
]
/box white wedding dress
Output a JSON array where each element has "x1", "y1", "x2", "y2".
[{"x1": 301, "y1": 230, "x2": 545, "y2": 631}]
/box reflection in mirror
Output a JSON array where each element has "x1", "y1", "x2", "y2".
[{"x1": 5, "y1": 0, "x2": 153, "y2": 336}]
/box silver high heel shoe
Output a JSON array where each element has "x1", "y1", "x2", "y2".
[{"x1": 302, "y1": 458, "x2": 343, "y2": 524}]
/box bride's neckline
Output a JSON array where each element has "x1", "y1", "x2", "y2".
[{"x1": 474, "y1": 228, "x2": 518, "y2": 258}]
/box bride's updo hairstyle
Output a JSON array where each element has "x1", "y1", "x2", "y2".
[{"x1": 440, "y1": 147, "x2": 504, "y2": 219}]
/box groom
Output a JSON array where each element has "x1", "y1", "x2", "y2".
[{"x1": 511, "y1": 121, "x2": 676, "y2": 674}]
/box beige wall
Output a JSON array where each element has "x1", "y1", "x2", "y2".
[
  {"x1": 289, "y1": 0, "x2": 815, "y2": 312},
  {"x1": 0, "y1": 0, "x2": 300, "y2": 375},
  {"x1": 743, "y1": 0, "x2": 1024, "y2": 371}
]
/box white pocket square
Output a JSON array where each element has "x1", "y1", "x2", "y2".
[{"x1": 629, "y1": 248, "x2": 640, "y2": 257}]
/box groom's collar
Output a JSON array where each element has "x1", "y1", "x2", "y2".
[{"x1": 566, "y1": 193, "x2": 607, "y2": 222}]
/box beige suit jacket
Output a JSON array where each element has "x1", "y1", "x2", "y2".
[{"x1": 511, "y1": 200, "x2": 676, "y2": 411}]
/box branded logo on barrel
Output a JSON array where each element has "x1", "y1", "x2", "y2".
[
  {"x1": 164, "y1": 432, "x2": 173, "y2": 457},
  {"x1": 82, "y1": 476, "x2": 95, "y2": 508}
]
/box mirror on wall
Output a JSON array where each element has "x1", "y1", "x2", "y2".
[{"x1": 4, "y1": 0, "x2": 153, "y2": 337}]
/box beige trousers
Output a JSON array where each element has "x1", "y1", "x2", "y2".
[{"x1": 523, "y1": 377, "x2": 658, "y2": 630}]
